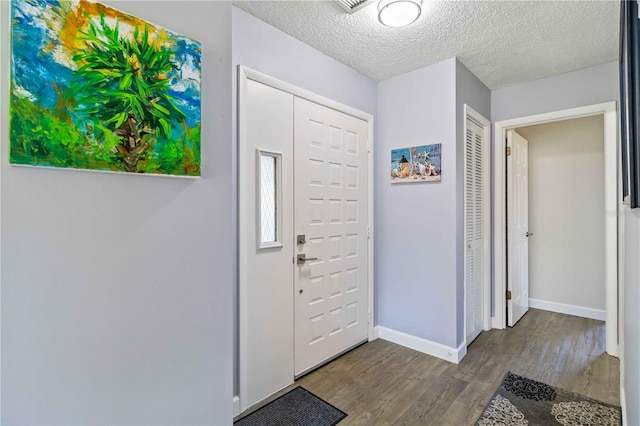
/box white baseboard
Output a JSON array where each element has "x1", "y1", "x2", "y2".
[
  {"x1": 529, "y1": 298, "x2": 606, "y2": 321},
  {"x1": 456, "y1": 342, "x2": 467, "y2": 363},
  {"x1": 370, "y1": 324, "x2": 379, "y2": 340},
  {"x1": 376, "y1": 326, "x2": 466, "y2": 364},
  {"x1": 233, "y1": 395, "x2": 240, "y2": 417},
  {"x1": 491, "y1": 316, "x2": 504, "y2": 329}
]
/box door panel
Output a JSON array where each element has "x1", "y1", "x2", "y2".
[
  {"x1": 241, "y1": 80, "x2": 294, "y2": 409},
  {"x1": 294, "y1": 97, "x2": 369, "y2": 376},
  {"x1": 507, "y1": 130, "x2": 529, "y2": 326},
  {"x1": 465, "y1": 118, "x2": 485, "y2": 344}
]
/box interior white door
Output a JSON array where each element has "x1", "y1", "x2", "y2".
[
  {"x1": 464, "y1": 118, "x2": 485, "y2": 344},
  {"x1": 294, "y1": 97, "x2": 369, "y2": 376},
  {"x1": 507, "y1": 130, "x2": 530, "y2": 326}
]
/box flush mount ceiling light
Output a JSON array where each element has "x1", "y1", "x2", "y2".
[{"x1": 378, "y1": 0, "x2": 422, "y2": 28}]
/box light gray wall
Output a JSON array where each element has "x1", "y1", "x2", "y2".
[
  {"x1": 455, "y1": 60, "x2": 491, "y2": 346},
  {"x1": 492, "y1": 61, "x2": 619, "y2": 122},
  {"x1": 231, "y1": 6, "x2": 377, "y2": 396},
  {"x1": 624, "y1": 207, "x2": 640, "y2": 426},
  {"x1": 232, "y1": 7, "x2": 377, "y2": 117},
  {"x1": 377, "y1": 58, "x2": 458, "y2": 348},
  {"x1": 517, "y1": 116, "x2": 605, "y2": 311},
  {"x1": 1, "y1": 2, "x2": 233, "y2": 424}
]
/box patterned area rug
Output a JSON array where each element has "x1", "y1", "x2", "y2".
[
  {"x1": 476, "y1": 372, "x2": 621, "y2": 426},
  {"x1": 234, "y1": 387, "x2": 346, "y2": 426}
]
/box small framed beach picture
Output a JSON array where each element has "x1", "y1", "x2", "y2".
[{"x1": 391, "y1": 143, "x2": 442, "y2": 183}]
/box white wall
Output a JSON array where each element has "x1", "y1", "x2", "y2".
[
  {"x1": 492, "y1": 62, "x2": 619, "y2": 122},
  {"x1": 232, "y1": 7, "x2": 377, "y2": 119},
  {"x1": 455, "y1": 60, "x2": 491, "y2": 345},
  {"x1": 377, "y1": 58, "x2": 458, "y2": 348},
  {"x1": 517, "y1": 116, "x2": 605, "y2": 314},
  {"x1": 231, "y1": 6, "x2": 377, "y2": 397},
  {"x1": 376, "y1": 58, "x2": 489, "y2": 352},
  {"x1": 623, "y1": 207, "x2": 640, "y2": 426},
  {"x1": 1, "y1": 2, "x2": 233, "y2": 424}
]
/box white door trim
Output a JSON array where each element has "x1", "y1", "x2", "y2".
[
  {"x1": 463, "y1": 105, "x2": 492, "y2": 350},
  {"x1": 492, "y1": 101, "x2": 619, "y2": 357},
  {"x1": 238, "y1": 66, "x2": 375, "y2": 413}
]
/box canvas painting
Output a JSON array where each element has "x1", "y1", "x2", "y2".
[
  {"x1": 10, "y1": 0, "x2": 202, "y2": 176},
  {"x1": 391, "y1": 143, "x2": 442, "y2": 183}
]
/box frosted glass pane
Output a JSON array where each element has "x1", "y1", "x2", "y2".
[{"x1": 260, "y1": 154, "x2": 277, "y2": 243}]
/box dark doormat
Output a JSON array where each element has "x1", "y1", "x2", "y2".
[
  {"x1": 476, "y1": 371, "x2": 621, "y2": 425},
  {"x1": 235, "y1": 387, "x2": 347, "y2": 426}
]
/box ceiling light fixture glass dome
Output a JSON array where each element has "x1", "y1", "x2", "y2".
[{"x1": 378, "y1": 0, "x2": 422, "y2": 28}]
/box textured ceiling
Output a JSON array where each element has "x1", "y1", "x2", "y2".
[{"x1": 233, "y1": 0, "x2": 619, "y2": 89}]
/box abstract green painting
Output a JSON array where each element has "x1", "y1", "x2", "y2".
[{"x1": 10, "y1": 0, "x2": 202, "y2": 176}]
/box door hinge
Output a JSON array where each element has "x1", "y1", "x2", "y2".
[
  {"x1": 367, "y1": 226, "x2": 371, "y2": 239},
  {"x1": 506, "y1": 146, "x2": 512, "y2": 156},
  {"x1": 506, "y1": 290, "x2": 512, "y2": 300},
  {"x1": 367, "y1": 140, "x2": 372, "y2": 153}
]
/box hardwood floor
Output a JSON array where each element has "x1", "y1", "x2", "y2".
[{"x1": 239, "y1": 309, "x2": 619, "y2": 425}]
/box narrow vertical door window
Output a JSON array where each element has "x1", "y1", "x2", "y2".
[{"x1": 257, "y1": 150, "x2": 282, "y2": 248}]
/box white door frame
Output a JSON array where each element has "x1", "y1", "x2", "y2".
[
  {"x1": 463, "y1": 105, "x2": 492, "y2": 348},
  {"x1": 238, "y1": 66, "x2": 375, "y2": 413},
  {"x1": 492, "y1": 101, "x2": 619, "y2": 357}
]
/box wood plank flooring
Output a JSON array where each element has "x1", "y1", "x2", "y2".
[{"x1": 238, "y1": 309, "x2": 619, "y2": 425}]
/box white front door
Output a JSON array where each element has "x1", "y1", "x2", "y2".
[
  {"x1": 507, "y1": 130, "x2": 530, "y2": 326},
  {"x1": 293, "y1": 97, "x2": 369, "y2": 376}
]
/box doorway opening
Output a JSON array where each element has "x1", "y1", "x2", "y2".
[{"x1": 493, "y1": 102, "x2": 619, "y2": 357}]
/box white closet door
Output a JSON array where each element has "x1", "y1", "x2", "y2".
[{"x1": 465, "y1": 118, "x2": 485, "y2": 345}]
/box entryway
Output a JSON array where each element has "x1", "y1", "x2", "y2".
[
  {"x1": 238, "y1": 67, "x2": 374, "y2": 413},
  {"x1": 494, "y1": 102, "x2": 619, "y2": 356}
]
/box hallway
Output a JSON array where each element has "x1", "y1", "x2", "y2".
[{"x1": 241, "y1": 309, "x2": 619, "y2": 425}]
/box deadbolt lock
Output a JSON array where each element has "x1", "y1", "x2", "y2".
[{"x1": 297, "y1": 234, "x2": 306, "y2": 245}]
